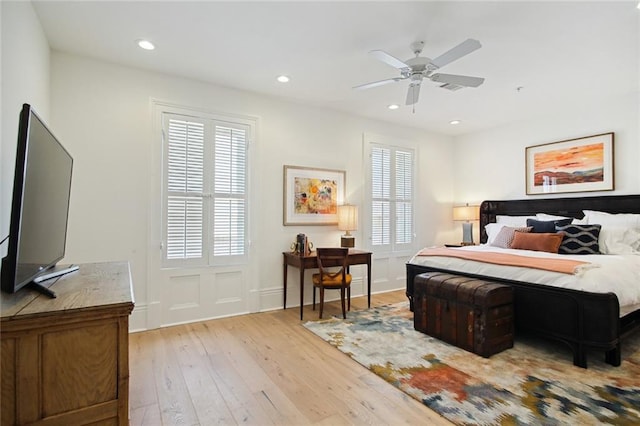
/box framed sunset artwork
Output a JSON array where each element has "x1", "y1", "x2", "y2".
[
  {"x1": 283, "y1": 165, "x2": 345, "y2": 225},
  {"x1": 525, "y1": 133, "x2": 614, "y2": 195}
]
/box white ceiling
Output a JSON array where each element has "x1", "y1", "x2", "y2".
[{"x1": 32, "y1": 1, "x2": 639, "y2": 136}]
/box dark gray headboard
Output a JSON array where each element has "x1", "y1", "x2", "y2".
[{"x1": 479, "y1": 194, "x2": 640, "y2": 244}]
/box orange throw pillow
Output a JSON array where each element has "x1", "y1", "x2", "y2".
[{"x1": 511, "y1": 232, "x2": 564, "y2": 253}]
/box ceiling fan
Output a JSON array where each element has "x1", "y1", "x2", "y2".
[{"x1": 354, "y1": 39, "x2": 485, "y2": 106}]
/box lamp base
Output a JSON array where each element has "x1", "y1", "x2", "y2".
[
  {"x1": 340, "y1": 236, "x2": 355, "y2": 248},
  {"x1": 461, "y1": 222, "x2": 474, "y2": 245}
]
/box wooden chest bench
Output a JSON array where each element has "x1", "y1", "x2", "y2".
[{"x1": 413, "y1": 272, "x2": 514, "y2": 357}]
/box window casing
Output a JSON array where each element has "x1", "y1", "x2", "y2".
[
  {"x1": 369, "y1": 142, "x2": 415, "y2": 253},
  {"x1": 162, "y1": 111, "x2": 250, "y2": 267}
]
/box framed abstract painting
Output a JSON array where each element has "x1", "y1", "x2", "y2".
[
  {"x1": 525, "y1": 132, "x2": 614, "y2": 195},
  {"x1": 283, "y1": 165, "x2": 345, "y2": 225}
]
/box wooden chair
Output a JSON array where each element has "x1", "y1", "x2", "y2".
[{"x1": 312, "y1": 247, "x2": 352, "y2": 319}]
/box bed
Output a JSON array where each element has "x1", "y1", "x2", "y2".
[{"x1": 406, "y1": 194, "x2": 640, "y2": 368}]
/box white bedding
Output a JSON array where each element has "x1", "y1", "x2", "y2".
[{"x1": 408, "y1": 245, "x2": 640, "y2": 311}]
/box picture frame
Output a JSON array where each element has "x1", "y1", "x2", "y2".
[
  {"x1": 283, "y1": 165, "x2": 345, "y2": 226},
  {"x1": 525, "y1": 132, "x2": 614, "y2": 195}
]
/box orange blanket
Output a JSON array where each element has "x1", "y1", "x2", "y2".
[{"x1": 417, "y1": 247, "x2": 591, "y2": 275}]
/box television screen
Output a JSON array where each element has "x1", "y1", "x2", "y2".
[{"x1": 1, "y1": 104, "x2": 74, "y2": 295}]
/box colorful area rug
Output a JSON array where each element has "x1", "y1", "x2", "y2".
[{"x1": 303, "y1": 302, "x2": 640, "y2": 425}]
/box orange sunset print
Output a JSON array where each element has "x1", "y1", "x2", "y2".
[{"x1": 533, "y1": 142, "x2": 604, "y2": 186}]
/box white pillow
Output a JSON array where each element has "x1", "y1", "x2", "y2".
[
  {"x1": 583, "y1": 210, "x2": 640, "y2": 228},
  {"x1": 572, "y1": 217, "x2": 588, "y2": 225},
  {"x1": 496, "y1": 215, "x2": 536, "y2": 227},
  {"x1": 536, "y1": 213, "x2": 572, "y2": 221},
  {"x1": 599, "y1": 227, "x2": 640, "y2": 255},
  {"x1": 485, "y1": 223, "x2": 505, "y2": 245}
]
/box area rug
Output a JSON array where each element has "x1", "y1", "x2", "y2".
[{"x1": 303, "y1": 302, "x2": 640, "y2": 425}]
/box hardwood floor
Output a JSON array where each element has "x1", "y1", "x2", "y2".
[{"x1": 129, "y1": 290, "x2": 452, "y2": 425}]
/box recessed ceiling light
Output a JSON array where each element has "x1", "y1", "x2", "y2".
[
  {"x1": 387, "y1": 104, "x2": 399, "y2": 110},
  {"x1": 277, "y1": 75, "x2": 290, "y2": 83},
  {"x1": 137, "y1": 39, "x2": 155, "y2": 50},
  {"x1": 450, "y1": 120, "x2": 461, "y2": 125}
]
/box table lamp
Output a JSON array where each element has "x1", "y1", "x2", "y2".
[
  {"x1": 453, "y1": 203, "x2": 479, "y2": 245},
  {"x1": 337, "y1": 204, "x2": 358, "y2": 248}
]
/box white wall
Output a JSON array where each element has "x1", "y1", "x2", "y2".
[
  {"x1": 1, "y1": 1, "x2": 50, "y2": 254},
  {"x1": 50, "y1": 52, "x2": 455, "y2": 330},
  {"x1": 452, "y1": 92, "x2": 640, "y2": 243}
]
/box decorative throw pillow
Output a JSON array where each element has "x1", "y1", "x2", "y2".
[
  {"x1": 556, "y1": 224, "x2": 602, "y2": 254},
  {"x1": 490, "y1": 226, "x2": 533, "y2": 249},
  {"x1": 511, "y1": 232, "x2": 564, "y2": 253},
  {"x1": 526, "y1": 218, "x2": 572, "y2": 233}
]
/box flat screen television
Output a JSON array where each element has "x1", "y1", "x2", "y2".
[{"x1": 1, "y1": 104, "x2": 77, "y2": 298}]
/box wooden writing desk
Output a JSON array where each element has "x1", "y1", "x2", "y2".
[{"x1": 283, "y1": 249, "x2": 372, "y2": 320}]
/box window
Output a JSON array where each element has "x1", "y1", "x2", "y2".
[
  {"x1": 369, "y1": 142, "x2": 414, "y2": 252},
  {"x1": 162, "y1": 111, "x2": 251, "y2": 266}
]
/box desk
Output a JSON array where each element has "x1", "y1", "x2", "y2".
[{"x1": 283, "y1": 249, "x2": 372, "y2": 320}]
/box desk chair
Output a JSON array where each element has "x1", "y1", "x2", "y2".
[{"x1": 312, "y1": 248, "x2": 352, "y2": 319}]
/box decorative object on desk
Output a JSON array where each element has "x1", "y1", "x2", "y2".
[
  {"x1": 304, "y1": 302, "x2": 640, "y2": 426},
  {"x1": 290, "y1": 234, "x2": 314, "y2": 255},
  {"x1": 283, "y1": 165, "x2": 345, "y2": 225},
  {"x1": 526, "y1": 132, "x2": 614, "y2": 195},
  {"x1": 337, "y1": 204, "x2": 358, "y2": 248},
  {"x1": 453, "y1": 203, "x2": 479, "y2": 245}
]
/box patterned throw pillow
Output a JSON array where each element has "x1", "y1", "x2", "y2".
[
  {"x1": 556, "y1": 224, "x2": 602, "y2": 255},
  {"x1": 490, "y1": 226, "x2": 533, "y2": 249}
]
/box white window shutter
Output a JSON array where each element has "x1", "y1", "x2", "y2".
[
  {"x1": 369, "y1": 142, "x2": 414, "y2": 252},
  {"x1": 162, "y1": 112, "x2": 251, "y2": 267},
  {"x1": 165, "y1": 118, "x2": 205, "y2": 260},
  {"x1": 212, "y1": 124, "x2": 247, "y2": 260}
]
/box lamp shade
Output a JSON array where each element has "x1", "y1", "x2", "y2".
[
  {"x1": 453, "y1": 204, "x2": 479, "y2": 222},
  {"x1": 337, "y1": 204, "x2": 358, "y2": 231}
]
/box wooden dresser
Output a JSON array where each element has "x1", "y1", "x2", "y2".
[{"x1": 1, "y1": 262, "x2": 134, "y2": 426}]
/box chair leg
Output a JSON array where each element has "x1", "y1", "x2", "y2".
[
  {"x1": 347, "y1": 287, "x2": 351, "y2": 311},
  {"x1": 319, "y1": 287, "x2": 325, "y2": 319},
  {"x1": 312, "y1": 286, "x2": 316, "y2": 310},
  {"x1": 340, "y1": 287, "x2": 346, "y2": 319}
]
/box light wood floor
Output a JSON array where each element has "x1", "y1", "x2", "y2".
[{"x1": 129, "y1": 290, "x2": 452, "y2": 425}]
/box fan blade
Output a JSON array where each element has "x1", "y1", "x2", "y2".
[
  {"x1": 431, "y1": 39, "x2": 481, "y2": 69},
  {"x1": 353, "y1": 77, "x2": 405, "y2": 90},
  {"x1": 369, "y1": 50, "x2": 411, "y2": 70},
  {"x1": 405, "y1": 83, "x2": 421, "y2": 105},
  {"x1": 430, "y1": 73, "x2": 484, "y2": 87}
]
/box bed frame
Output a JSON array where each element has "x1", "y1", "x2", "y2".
[{"x1": 406, "y1": 194, "x2": 640, "y2": 368}]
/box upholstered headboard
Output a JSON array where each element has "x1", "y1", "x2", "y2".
[{"x1": 479, "y1": 194, "x2": 640, "y2": 244}]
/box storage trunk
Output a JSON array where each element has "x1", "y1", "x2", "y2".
[{"x1": 413, "y1": 272, "x2": 514, "y2": 357}]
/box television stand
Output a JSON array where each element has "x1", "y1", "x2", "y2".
[
  {"x1": 31, "y1": 264, "x2": 80, "y2": 298},
  {"x1": 1, "y1": 262, "x2": 134, "y2": 425}
]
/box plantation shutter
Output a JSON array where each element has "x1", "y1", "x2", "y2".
[
  {"x1": 166, "y1": 117, "x2": 205, "y2": 260},
  {"x1": 162, "y1": 111, "x2": 250, "y2": 267},
  {"x1": 395, "y1": 149, "x2": 413, "y2": 246},
  {"x1": 371, "y1": 146, "x2": 391, "y2": 247},
  {"x1": 369, "y1": 143, "x2": 414, "y2": 252},
  {"x1": 212, "y1": 124, "x2": 248, "y2": 262}
]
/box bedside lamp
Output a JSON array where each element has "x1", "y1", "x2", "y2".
[
  {"x1": 337, "y1": 204, "x2": 358, "y2": 248},
  {"x1": 453, "y1": 203, "x2": 479, "y2": 245}
]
